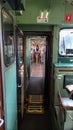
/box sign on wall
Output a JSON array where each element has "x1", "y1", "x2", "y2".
[{"x1": 37, "y1": 10, "x2": 49, "y2": 23}]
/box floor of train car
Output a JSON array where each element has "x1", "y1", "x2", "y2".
[
  {"x1": 26, "y1": 62, "x2": 45, "y2": 95},
  {"x1": 18, "y1": 111, "x2": 52, "y2": 130},
  {"x1": 18, "y1": 62, "x2": 53, "y2": 130}
]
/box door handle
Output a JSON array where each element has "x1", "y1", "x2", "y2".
[{"x1": 0, "y1": 118, "x2": 4, "y2": 127}]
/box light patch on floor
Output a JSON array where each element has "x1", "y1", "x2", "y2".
[{"x1": 30, "y1": 63, "x2": 45, "y2": 77}]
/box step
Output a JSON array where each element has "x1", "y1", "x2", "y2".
[
  {"x1": 28, "y1": 104, "x2": 43, "y2": 109},
  {"x1": 26, "y1": 104, "x2": 44, "y2": 114},
  {"x1": 28, "y1": 95, "x2": 43, "y2": 104}
]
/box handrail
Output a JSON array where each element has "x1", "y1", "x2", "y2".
[{"x1": 0, "y1": 118, "x2": 4, "y2": 127}]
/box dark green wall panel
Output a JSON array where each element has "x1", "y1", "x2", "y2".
[{"x1": 16, "y1": 0, "x2": 73, "y2": 25}]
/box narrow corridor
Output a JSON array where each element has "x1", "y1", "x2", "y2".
[
  {"x1": 19, "y1": 110, "x2": 52, "y2": 130},
  {"x1": 18, "y1": 59, "x2": 52, "y2": 130}
]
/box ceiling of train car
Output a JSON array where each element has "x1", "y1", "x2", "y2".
[
  {"x1": 5, "y1": 0, "x2": 73, "y2": 10},
  {"x1": 21, "y1": 0, "x2": 73, "y2": 6},
  {"x1": 65, "y1": 0, "x2": 73, "y2": 5}
]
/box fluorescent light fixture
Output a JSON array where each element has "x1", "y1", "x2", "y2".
[
  {"x1": 20, "y1": 10, "x2": 23, "y2": 15},
  {"x1": 45, "y1": 11, "x2": 49, "y2": 18},
  {"x1": 40, "y1": 11, "x2": 43, "y2": 18}
]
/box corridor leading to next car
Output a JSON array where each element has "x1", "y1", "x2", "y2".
[
  {"x1": 26, "y1": 36, "x2": 46, "y2": 114},
  {"x1": 30, "y1": 36, "x2": 46, "y2": 78},
  {"x1": 18, "y1": 34, "x2": 53, "y2": 130},
  {"x1": 18, "y1": 61, "x2": 53, "y2": 130},
  {"x1": 30, "y1": 62, "x2": 45, "y2": 77},
  {"x1": 19, "y1": 110, "x2": 53, "y2": 130}
]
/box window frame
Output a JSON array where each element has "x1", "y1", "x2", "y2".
[
  {"x1": 1, "y1": 7, "x2": 15, "y2": 67},
  {"x1": 59, "y1": 28, "x2": 73, "y2": 57}
]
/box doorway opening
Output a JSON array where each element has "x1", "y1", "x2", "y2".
[
  {"x1": 25, "y1": 33, "x2": 52, "y2": 114},
  {"x1": 30, "y1": 36, "x2": 46, "y2": 78},
  {"x1": 18, "y1": 31, "x2": 53, "y2": 130}
]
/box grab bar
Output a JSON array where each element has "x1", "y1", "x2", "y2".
[{"x1": 0, "y1": 118, "x2": 4, "y2": 127}]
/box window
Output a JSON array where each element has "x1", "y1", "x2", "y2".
[
  {"x1": 63, "y1": 75, "x2": 73, "y2": 89},
  {"x1": 18, "y1": 37, "x2": 24, "y2": 66},
  {"x1": 2, "y1": 8, "x2": 15, "y2": 66},
  {"x1": 16, "y1": 27, "x2": 24, "y2": 86},
  {"x1": 59, "y1": 28, "x2": 73, "y2": 56}
]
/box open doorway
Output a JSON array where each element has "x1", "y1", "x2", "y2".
[
  {"x1": 25, "y1": 33, "x2": 52, "y2": 113},
  {"x1": 18, "y1": 31, "x2": 53, "y2": 129},
  {"x1": 30, "y1": 36, "x2": 46, "y2": 78}
]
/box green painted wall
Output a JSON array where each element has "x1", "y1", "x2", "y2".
[
  {"x1": 4, "y1": 64, "x2": 17, "y2": 130},
  {"x1": 1, "y1": 1, "x2": 73, "y2": 129},
  {"x1": 18, "y1": 24, "x2": 53, "y2": 32},
  {"x1": 0, "y1": 2, "x2": 17, "y2": 130},
  {"x1": 52, "y1": 26, "x2": 59, "y2": 63},
  {"x1": 16, "y1": 0, "x2": 73, "y2": 25}
]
